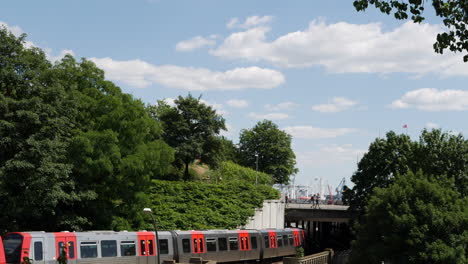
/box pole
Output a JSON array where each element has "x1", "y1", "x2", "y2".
[
  {"x1": 150, "y1": 213, "x2": 161, "y2": 264},
  {"x1": 144, "y1": 208, "x2": 160, "y2": 264},
  {"x1": 255, "y1": 153, "x2": 259, "y2": 185}
]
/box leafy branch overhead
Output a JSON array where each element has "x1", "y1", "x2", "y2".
[{"x1": 353, "y1": 0, "x2": 468, "y2": 62}]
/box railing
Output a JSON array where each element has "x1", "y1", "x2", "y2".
[{"x1": 284, "y1": 251, "x2": 332, "y2": 264}]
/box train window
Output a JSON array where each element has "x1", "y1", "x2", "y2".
[
  {"x1": 277, "y1": 236, "x2": 283, "y2": 247},
  {"x1": 264, "y1": 236, "x2": 269, "y2": 248},
  {"x1": 206, "y1": 239, "x2": 217, "y2": 252},
  {"x1": 229, "y1": 238, "x2": 238, "y2": 251},
  {"x1": 120, "y1": 241, "x2": 136, "y2": 256},
  {"x1": 182, "y1": 239, "x2": 191, "y2": 253},
  {"x1": 3, "y1": 234, "x2": 23, "y2": 264},
  {"x1": 218, "y1": 238, "x2": 227, "y2": 251},
  {"x1": 283, "y1": 235, "x2": 289, "y2": 246},
  {"x1": 101, "y1": 240, "x2": 117, "y2": 257},
  {"x1": 68, "y1": 241, "x2": 75, "y2": 259},
  {"x1": 148, "y1": 240, "x2": 154, "y2": 255},
  {"x1": 159, "y1": 239, "x2": 169, "y2": 254},
  {"x1": 58, "y1": 242, "x2": 66, "y2": 257},
  {"x1": 199, "y1": 239, "x2": 204, "y2": 253},
  {"x1": 193, "y1": 239, "x2": 198, "y2": 253},
  {"x1": 80, "y1": 242, "x2": 98, "y2": 258},
  {"x1": 140, "y1": 240, "x2": 146, "y2": 255},
  {"x1": 251, "y1": 237, "x2": 257, "y2": 249},
  {"x1": 34, "y1": 242, "x2": 43, "y2": 261},
  {"x1": 288, "y1": 235, "x2": 294, "y2": 246}
]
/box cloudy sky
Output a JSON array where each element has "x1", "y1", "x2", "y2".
[{"x1": 2, "y1": 0, "x2": 467, "y2": 188}]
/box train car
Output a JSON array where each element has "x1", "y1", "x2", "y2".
[
  {"x1": 2, "y1": 228, "x2": 304, "y2": 264},
  {"x1": 174, "y1": 229, "x2": 261, "y2": 263},
  {"x1": 0, "y1": 237, "x2": 5, "y2": 264}
]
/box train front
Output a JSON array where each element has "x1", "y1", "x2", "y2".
[{"x1": 2, "y1": 233, "x2": 29, "y2": 264}]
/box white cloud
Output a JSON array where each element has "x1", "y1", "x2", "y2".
[
  {"x1": 390, "y1": 88, "x2": 468, "y2": 111},
  {"x1": 176, "y1": 36, "x2": 216, "y2": 51},
  {"x1": 1, "y1": 21, "x2": 73, "y2": 62},
  {"x1": 162, "y1": 98, "x2": 176, "y2": 107},
  {"x1": 265, "y1": 101, "x2": 299, "y2": 111},
  {"x1": 248, "y1": 112, "x2": 289, "y2": 120},
  {"x1": 212, "y1": 20, "x2": 468, "y2": 76},
  {"x1": 90, "y1": 57, "x2": 285, "y2": 90},
  {"x1": 227, "y1": 15, "x2": 273, "y2": 29},
  {"x1": 425, "y1": 122, "x2": 439, "y2": 129},
  {"x1": 227, "y1": 99, "x2": 249, "y2": 108},
  {"x1": 312, "y1": 97, "x2": 358, "y2": 113},
  {"x1": 200, "y1": 99, "x2": 228, "y2": 116},
  {"x1": 283, "y1": 126, "x2": 357, "y2": 139},
  {"x1": 220, "y1": 123, "x2": 234, "y2": 137},
  {"x1": 297, "y1": 144, "x2": 366, "y2": 168},
  {"x1": 0, "y1": 21, "x2": 24, "y2": 36}
]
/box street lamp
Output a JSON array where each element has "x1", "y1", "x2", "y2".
[
  {"x1": 143, "y1": 208, "x2": 161, "y2": 264},
  {"x1": 255, "y1": 153, "x2": 259, "y2": 185}
]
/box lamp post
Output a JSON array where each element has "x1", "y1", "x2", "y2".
[
  {"x1": 143, "y1": 208, "x2": 161, "y2": 264},
  {"x1": 255, "y1": 153, "x2": 259, "y2": 185}
]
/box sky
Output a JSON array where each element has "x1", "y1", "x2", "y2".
[{"x1": 1, "y1": 0, "x2": 467, "y2": 189}]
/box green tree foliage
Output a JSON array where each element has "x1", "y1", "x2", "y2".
[
  {"x1": 353, "y1": 0, "x2": 468, "y2": 62},
  {"x1": 209, "y1": 161, "x2": 273, "y2": 185},
  {"x1": 147, "y1": 180, "x2": 279, "y2": 230},
  {"x1": 238, "y1": 120, "x2": 297, "y2": 184},
  {"x1": 151, "y1": 95, "x2": 226, "y2": 181},
  {"x1": 0, "y1": 28, "x2": 175, "y2": 231},
  {"x1": 0, "y1": 27, "x2": 82, "y2": 231},
  {"x1": 350, "y1": 171, "x2": 468, "y2": 263},
  {"x1": 54, "y1": 56, "x2": 174, "y2": 230},
  {"x1": 350, "y1": 129, "x2": 467, "y2": 209}
]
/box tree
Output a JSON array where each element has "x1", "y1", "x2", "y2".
[
  {"x1": 350, "y1": 129, "x2": 467, "y2": 209},
  {"x1": 54, "y1": 55, "x2": 174, "y2": 230},
  {"x1": 353, "y1": 0, "x2": 468, "y2": 62},
  {"x1": 238, "y1": 120, "x2": 297, "y2": 184},
  {"x1": 350, "y1": 171, "x2": 468, "y2": 263},
  {"x1": 0, "y1": 27, "x2": 82, "y2": 231},
  {"x1": 350, "y1": 131, "x2": 416, "y2": 209},
  {"x1": 152, "y1": 95, "x2": 226, "y2": 181},
  {"x1": 0, "y1": 27, "x2": 175, "y2": 231}
]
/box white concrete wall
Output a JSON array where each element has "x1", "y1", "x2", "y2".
[{"x1": 240, "y1": 200, "x2": 285, "y2": 229}]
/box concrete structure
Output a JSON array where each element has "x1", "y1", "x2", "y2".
[
  {"x1": 285, "y1": 204, "x2": 356, "y2": 223},
  {"x1": 241, "y1": 200, "x2": 285, "y2": 229}
]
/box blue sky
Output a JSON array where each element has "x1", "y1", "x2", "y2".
[{"x1": 2, "y1": 0, "x2": 467, "y2": 189}]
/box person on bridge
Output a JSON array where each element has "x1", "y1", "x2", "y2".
[{"x1": 315, "y1": 193, "x2": 320, "y2": 209}]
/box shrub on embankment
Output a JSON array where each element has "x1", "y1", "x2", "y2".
[{"x1": 145, "y1": 180, "x2": 279, "y2": 230}]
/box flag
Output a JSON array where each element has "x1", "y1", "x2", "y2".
[{"x1": 403, "y1": 124, "x2": 408, "y2": 128}]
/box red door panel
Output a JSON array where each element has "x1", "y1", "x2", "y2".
[
  {"x1": 137, "y1": 232, "x2": 156, "y2": 256},
  {"x1": 237, "y1": 231, "x2": 250, "y2": 251},
  {"x1": 191, "y1": 231, "x2": 205, "y2": 254},
  {"x1": 53, "y1": 232, "x2": 77, "y2": 260}
]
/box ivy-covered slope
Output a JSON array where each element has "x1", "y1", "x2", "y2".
[{"x1": 147, "y1": 180, "x2": 279, "y2": 230}]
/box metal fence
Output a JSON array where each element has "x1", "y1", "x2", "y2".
[{"x1": 284, "y1": 251, "x2": 332, "y2": 264}]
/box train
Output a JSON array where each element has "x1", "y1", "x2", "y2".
[{"x1": 1, "y1": 228, "x2": 305, "y2": 264}]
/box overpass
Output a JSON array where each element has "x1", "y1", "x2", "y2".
[
  {"x1": 284, "y1": 203, "x2": 358, "y2": 252},
  {"x1": 285, "y1": 203, "x2": 357, "y2": 223}
]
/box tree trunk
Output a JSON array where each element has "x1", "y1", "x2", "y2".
[{"x1": 183, "y1": 162, "x2": 190, "y2": 181}]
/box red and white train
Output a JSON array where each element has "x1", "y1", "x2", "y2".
[{"x1": 1, "y1": 228, "x2": 305, "y2": 264}]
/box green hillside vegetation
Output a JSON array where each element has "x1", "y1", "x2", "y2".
[
  {"x1": 146, "y1": 180, "x2": 279, "y2": 231},
  {"x1": 0, "y1": 27, "x2": 287, "y2": 233}
]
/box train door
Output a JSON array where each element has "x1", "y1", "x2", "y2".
[
  {"x1": 238, "y1": 231, "x2": 250, "y2": 260},
  {"x1": 191, "y1": 231, "x2": 206, "y2": 259},
  {"x1": 138, "y1": 233, "x2": 156, "y2": 264},
  {"x1": 293, "y1": 230, "x2": 300, "y2": 247},
  {"x1": 54, "y1": 233, "x2": 77, "y2": 264},
  {"x1": 30, "y1": 237, "x2": 45, "y2": 264},
  {"x1": 268, "y1": 231, "x2": 277, "y2": 257}
]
